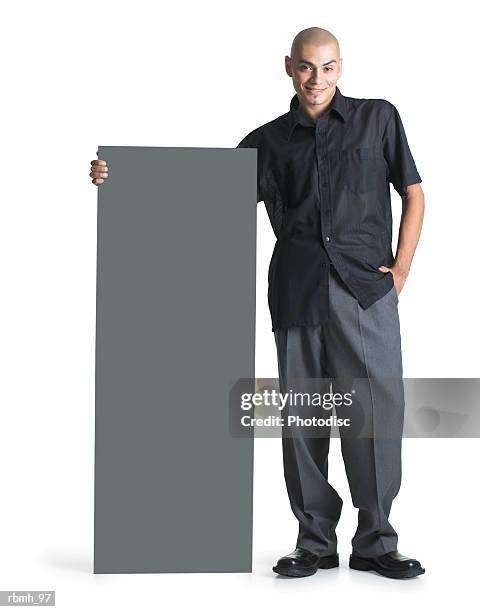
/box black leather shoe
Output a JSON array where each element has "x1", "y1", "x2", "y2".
[
  {"x1": 349, "y1": 550, "x2": 425, "y2": 579},
  {"x1": 273, "y1": 547, "x2": 339, "y2": 577}
]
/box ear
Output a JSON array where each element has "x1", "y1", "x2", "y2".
[
  {"x1": 337, "y1": 57, "x2": 343, "y2": 79},
  {"x1": 285, "y1": 55, "x2": 292, "y2": 77}
]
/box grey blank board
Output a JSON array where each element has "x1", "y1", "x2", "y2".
[{"x1": 94, "y1": 146, "x2": 257, "y2": 573}]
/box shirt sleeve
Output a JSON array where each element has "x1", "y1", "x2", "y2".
[
  {"x1": 382, "y1": 104, "x2": 422, "y2": 198},
  {"x1": 236, "y1": 132, "x2": 284, "y2": 235},
  {"x1": 236, "y1": 132, "x2": 267, "y2": 204}
]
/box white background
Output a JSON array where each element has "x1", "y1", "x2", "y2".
[{"x1": 1, "y1": 0, "x2": 479, "y2": 609}]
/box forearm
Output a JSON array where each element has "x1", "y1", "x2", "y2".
[{"x1": 394, "y1": 185, "x2": 425, "y2": 277}]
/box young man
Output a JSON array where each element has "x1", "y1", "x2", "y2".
[{"x1": 90, "y1": 26, "x2": 425, "y2": 580}]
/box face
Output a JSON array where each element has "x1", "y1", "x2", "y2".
[{"x1": 285, "y1": 42, "x2": 342, "y2": 109}]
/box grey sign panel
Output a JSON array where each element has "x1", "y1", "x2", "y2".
[{"x1": 94, "y1": 146, "x2": 257, "y2": 573}]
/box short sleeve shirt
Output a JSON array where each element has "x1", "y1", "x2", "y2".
[{"x1": 237, "y1": 86, "x2": 422, "y2": 331}]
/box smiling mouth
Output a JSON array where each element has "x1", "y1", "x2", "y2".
[{"x1": 306, "y1": 87, "x2": 326, "y2": 93}]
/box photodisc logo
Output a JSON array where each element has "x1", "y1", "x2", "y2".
[
  {"x1": 229, "y1": 376, "x2": 402, "y2": 438},
  {"x1": 231, "y1": 377, "x2": 480, "y2": 438}
]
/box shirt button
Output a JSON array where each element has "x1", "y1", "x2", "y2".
[{"x1": 325, "y1": 235, "x2": 330, "y2": 242}]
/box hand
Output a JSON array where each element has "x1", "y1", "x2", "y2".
[
  {"x1": 378, "y1": 264, "x2": 408, "y2": 296},
  {"x1": 90, "y1": 159, "x2": 109, "y2": 185}
]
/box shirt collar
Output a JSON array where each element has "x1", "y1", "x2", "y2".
[{"x1": 287, "y1": 86, "x2": 347, "y2": 141}]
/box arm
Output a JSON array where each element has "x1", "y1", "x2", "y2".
[
  {"x1": 379, "y1": 183, "x2": 425, "y2": 294},
  {"x1": 380, "y1": 103, "x2": 424, "y2": 294}
]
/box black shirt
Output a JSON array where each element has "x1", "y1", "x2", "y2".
[{"x1": 237, "y1": 86, "x2": 422, "y2": 332}]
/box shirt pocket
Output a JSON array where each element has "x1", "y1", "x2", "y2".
[{"x1": 341, "y1": 146, "x2": 386, "y2": 194}]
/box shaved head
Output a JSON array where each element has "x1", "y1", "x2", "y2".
[
  {"x1": 285, "y1": 27, "x2": 342, "y2": 120},
  {"x1": 290, "y1": 27, "x2": 340, "y2": 61}
]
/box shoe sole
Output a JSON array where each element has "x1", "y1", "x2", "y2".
[
  {"x1": 273, "y1": 554, "x2": 339, "y2": 577},
  {"x1": 349, "y1": 555, "x2": 425, "y2": 579}
]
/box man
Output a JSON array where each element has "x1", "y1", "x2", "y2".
[{"x1": 90, "y1": 26, "x2": 425, "y2": 580}]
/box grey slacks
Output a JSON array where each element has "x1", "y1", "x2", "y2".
[{"x1": 274, "y1": 266, "x2": 404, "y2": 558}]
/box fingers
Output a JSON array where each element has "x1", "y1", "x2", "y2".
[{"x1": 90, "y1": 159, "x2": 108, "y2": 185}]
